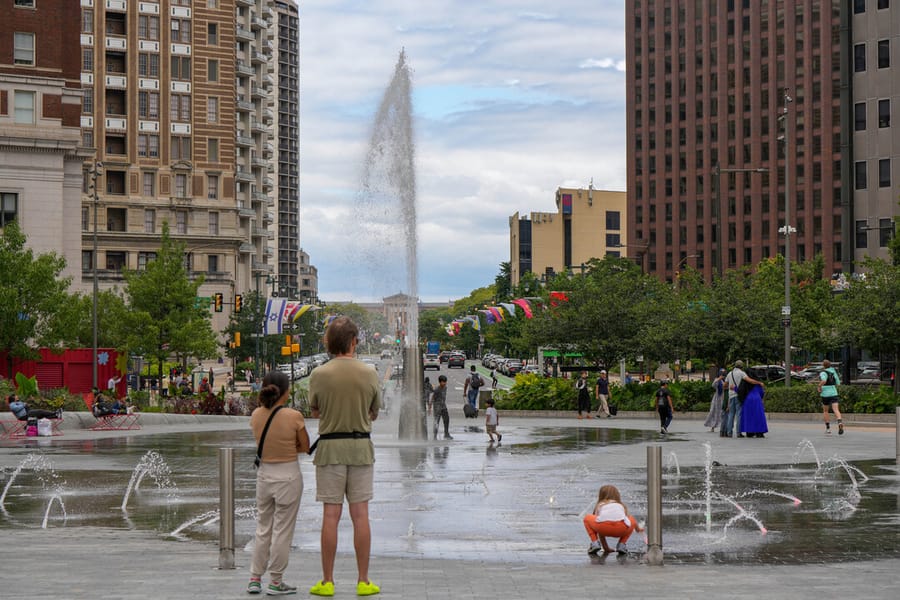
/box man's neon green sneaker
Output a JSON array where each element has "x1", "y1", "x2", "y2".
[
  {"x1": 309, "y1": 581, "x2": 334, "y2": 597},
  {"x1": 356, "y1": 581, "x2": 380, "y2": 596}
]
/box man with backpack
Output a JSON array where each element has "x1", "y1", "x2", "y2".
[
  {"x1": 463, "y1": 365, "x2": 483, "y2": 413},
  {"x1": 721, "y1": 360, "x2": 764, "y2": 439},
  {"x1": 818, "y1": 359, "x2": 844, "y2": 435}
]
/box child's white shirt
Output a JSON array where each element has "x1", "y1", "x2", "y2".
[{"x1": 485, "y1": 406, "x2": 498, "y2": 426}]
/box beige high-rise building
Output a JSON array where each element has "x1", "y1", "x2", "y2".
[{"x1": 510, "y1": 186, "x2": 628, "y2": 287}]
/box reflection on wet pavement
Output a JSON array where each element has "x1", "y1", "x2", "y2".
[{"x1": 1, "y1": 426, "x2": 898, "y2": 566}]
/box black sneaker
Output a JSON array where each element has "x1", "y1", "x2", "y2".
[
  {"x1": 497, "y1": 433, "x2": 502, "y2": 442},
  {"x1": 444, "y1": 434, "x2": 453, "y2": 440},
  {"x1": 838, "y1": 423, "x2": 844, "y2": 435}
]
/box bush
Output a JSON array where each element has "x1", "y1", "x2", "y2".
[{"x1": 494, "y1": 373, "x2": 577, "y2": 411}]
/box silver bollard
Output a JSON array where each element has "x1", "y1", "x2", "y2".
[
  {"x1": 896, "y1": 407, "x2": 900, "y2": 461},
  {"x1": 219, "y1": 447, "x2": 235, "y2": 569},
  {"x1": 646, "y1": 445, "x2": 663, "y2": 566}
]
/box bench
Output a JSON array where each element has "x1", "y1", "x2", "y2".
[
  {"x1": 0, "y1": 418, "x2": 63, "y2": 439},
  {"x1": 89, "y1": 413, "x2": 141, "y2": 431}
]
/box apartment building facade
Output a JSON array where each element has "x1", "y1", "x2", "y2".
[
  {"x1": 1, "y1": 0, "x2": 89, "y2": 281},
  {"x1": 510, "y1": 186, "x2": 627, "y2": 286},
  {"x1": 626, "y1": 1, "x2": 850, "y2": 281}
]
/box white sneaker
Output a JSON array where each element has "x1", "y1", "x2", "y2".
[
  {"x1": 825, "y1": 428, "x2": 832, "y2": 435},
  {"x1": 588, "y1": 540, "x2": 603, "y2": 555}
]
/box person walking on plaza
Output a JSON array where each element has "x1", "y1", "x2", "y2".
[
  {"x1": 575, "y1": 371, "x2": 592, "y2": 419},
  {"x1": 655, "y1": 380, "x2": 674, "y2": 434},
  {"x1": 485, "y1": 397, "x2": 502, "y2": 445},
  {"x1": 247, "y1": 370, "x2": 310, "y2": 596},
  {"x1": 818, "y1": 359, "x2": 844, "y2": 436},
  {"x1": 307, "y1": 316, "x2": 382, "y2": 597},
  {"x1": 582, "y1": 484, "x2": 644, "y2": 555},
  {"x1": 704, "y1": 368, "x2": 727, "y2": 432},
  {"x1": 463, "y1": 365, "x2": 483, "y2": 412},
  {"x1": 490, "y1": 369, "x2": 498, "y2": 390},
  {"x1": 594, "y1": 370, "x2": 612, "y2": 417},
  {"x1": 429, "y1": 375, "x2": 452, "y2": 440},
  {"x1": 722, "y1": 360, "x2": 764, "y2": 438}
]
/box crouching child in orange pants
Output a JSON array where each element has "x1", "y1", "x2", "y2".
[{"x1": 582, "y1": 484, "x2": 644, "y2": 555}]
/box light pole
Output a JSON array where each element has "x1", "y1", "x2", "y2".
[
  {"x1": 712, "y1": 163, "x2": 768, "y2": 278},
  {"x1": 254, "y1": 270, "x2": 262, "y2": 384},
  {"x1": 779, "y1": 90, "x2": 795, "y2": 388},
  {"x1": 91, "y1": 160, "x2": 103, "y2": 389}
]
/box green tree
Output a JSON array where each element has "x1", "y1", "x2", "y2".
[
  {"x1": 123, "y1": 223, "x2": 217, "y2": 381},
  {"x1": 494, "y1": 261, "x2": 512, "y2": 301},
  {"x1": 0, "y1": 222, "x2": 73, "y2": 371},
  {"x1": 62, "y1": 289, "x2": 132, "y2": 350}
]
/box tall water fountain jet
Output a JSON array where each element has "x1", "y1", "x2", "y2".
[{"x1": 358, "y1": 50, "x2": 424, "y2": 439}]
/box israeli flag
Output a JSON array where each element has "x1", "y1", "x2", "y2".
[{"x1": 264, "y1": 299, "x2": 287, "y2": 335}]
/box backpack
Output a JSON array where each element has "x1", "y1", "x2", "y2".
[
  {"x1": 470, "y1": 372, "x2": 483, "y2": 389},
  {"x1": 824, "y1": 368, "x2": 839, "y2": 387}
]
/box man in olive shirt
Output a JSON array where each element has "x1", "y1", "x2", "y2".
[{"x1": 308, "y1": 316, "x2": 382, "y2": 597}]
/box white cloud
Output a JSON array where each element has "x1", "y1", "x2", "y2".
[{"x1": 299, "y1": 1, "x2": 626, "y2": 303}]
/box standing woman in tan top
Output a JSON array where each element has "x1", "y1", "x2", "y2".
[{"x1": 247, "y1": 370, "x2": 310, "y2": 595}]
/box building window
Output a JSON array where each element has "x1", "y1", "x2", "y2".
[
  {"x1": 137, "y1": 134, "x2": 159, "y2": 158},
  {"x1": 175, "y1": 210, "x2": 187, "y2": 234},
  {"x1": 82, "y1": 9, "x2": 93, "y2": 33},
  {"x1": 171, "y1": 56, "x2": 191, "y2": 80},
  {"x1": 207, "y1": 175, "x2": 219, "y2": 200},
  {"x1": 606, "y1": 210, "x2": 621, "y2": 230},
  {"x1": 82, "y1": 206, "x2": 89, "y2": 231},
  {"x1": 209, "y1": 211, "x2": 219, "y2": 235},
  {"x1": 207, "y1": 97, "x2": 218, "y2": 123},
  {"x1": 14, "y1": 0, "x2": 35, "y2": 7},
  {"x1": 82, "y1": 88, "x2": 93, "y2": 114},
  {"x1": 138, "y1": 91, "x2": 159, "y2": 119},
  {"x1": 0, "y1": 193, "x2": 18, "y2": 226},
  {"x1": 854, "y1": 102, "x2": 866, "y2": 131},
  {"x1": 879, "y1": 159, "x2": 891, "y2": 187},
  {"x1": 170, "y1": 94, "x2": 191, "y2": 121},
  {"x1": 854, "y1": 44, "x2": 866, "y2": 72},
  {"x1": 171, "y1": 136, "x2": 191, "y2": 160},
  {"x1": 144, "y1": 208, "x2": 155, "y2": 232},
  {"x1": 138, "y1": 54, "x2": 160, "y2": 78},
  {"x1": 14, "y1": 91, "x2": 35, "y2": 124},
  {"x1": 138, "y1": 16, "x2": 159, "y2": 40},
  {"x1": 855, "y1": 161, "x2": 867, "y2": 190},
  {"x1": 855, "y1": 220, "x2": 868, "y2": 249},
  {"x1": 208, "y1": 23, "x2": 218, "y2": 45},
  {"x1": 82, "y1": 130, "x2": 93, "y2": 147},
  {"x1": 207, "y1": 255, "x2": 219, "y2": 274},
  {"x1": 174, "y1": 174, "x2": 188, "y2": 199},
  {"x1": 82, "y1": 250, "x2": 93, "y2": 271},
  {"x1": 880, "y1": 218, "x2": 893, "y2": 247},
  {"x1": 208, "y1": 59, "x2": 218, "y2": 82},
  {"x1": 854, "y1": 0, "x2": 866, "y2": 12},
  {"x1": 14, "y1": 33, "x2": 35, "y2": 65},
  {"x1": 107, "y1": 207, "x2": 127, "y2": 232},
  {"x1": 171, "y1": 19, "x2": 191, "y2": 43},
  {"x1": 606, "y1": 233, "x2": 621, "y2": 247},
  {"x1": 137, "y1": 251, "x2": 157, "y2": 270},
  {"x1": 82, "y1": 48, "x2": 93, "y2": 72},
  {"x1": 106, "y1": 251, "x2": 126, "y2": 271},
  {"x1": 878, "y1": 0, "x2": 890, "y2": 8},
  {"x1": 878, "y1": 40, "x2": 890, "y2": 68},
  {"x1": 142, "y1": 173, "x2": 154, "y2": 197},
  {"x1": 878, "y1": 99, "x2": 890, "y2": 127},
  {"x1": 208, "y1": 138, "x2": 219, "y2": 161}
]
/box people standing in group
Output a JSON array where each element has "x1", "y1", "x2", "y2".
[
  {"x1": 818, "y1": 359, "x2": 844, "y2": 436},
  {"x1": 247, "y1": 370, "x2": 310, "y2": 596},
  {"x1": 704, "y1": 368, "x2": 727, "y2": 433},
  {"x1": 463, "y1": 365, "x2": 483, "y2": 412},
  {"x1": 428, "y1": 375, "x2": 452, "y2": 440},
  {"x1": 655, "y1": 380, "x2": 674, "y2": 434},
  {"x1": 594, "y1": 370, "x2": 612, "y2": 418},
  {"x1": 307, "y1": 316, "x2": 382, "y2": 597},
  {"x1": 575, "y1": 371, "x2": 592, "y2": 419},
  {"x1": 484, "y1": 397, "x2": 502, "y2": 445},
  {"x1": 582, "y1": 484, "x2": 644, "y2": 555},
  {"x1": 722, "y1": 360, "x2": 764, "y2": 438}
]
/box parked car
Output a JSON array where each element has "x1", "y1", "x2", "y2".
[
  {"x1": 505, "y1": 360, "x2": 524, "y2": 375},
  {"x1": 747, "y1": 365, "x2": 802, "y2": 382},
  {"x1": 481, "y1": 353, "x2": 496, "y2": 367},
  {"x1": 380, "y1": 349, "x2": 392, "y2": 360},
  {"x1": 423, "y1": 354, "x2": 441, "y2": 370},
  {"x1": 448, "y1": 352, "x2": 466, "y2": 368},
  {"x1": 438, "y1": 351, "x2": 451, "y2": 363},
  {"x1": 522, "y1": 365, "x2": 542, "y2": 376},
  {"x1": 489, "y1": 356, "x2": 504, "y2": 369}
]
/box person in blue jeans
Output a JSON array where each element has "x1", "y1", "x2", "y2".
[{"x1": 463, "y1": 365, "x2": 483, "y2": 411}]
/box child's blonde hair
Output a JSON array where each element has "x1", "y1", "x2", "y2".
[{"x1": 596, "y1": 484, "x2": 622, "y2": 504}]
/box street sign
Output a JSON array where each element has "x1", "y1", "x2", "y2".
[
  {"x1": 781, "y1": 305, "x2": 791, "y2": 316},
  {"x1": 782, "y1": 317, "x2": 791, "y2": 327}
]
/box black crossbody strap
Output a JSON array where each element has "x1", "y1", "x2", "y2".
[{"x1": 254, "y1": 405, "x2": 284, "y2": 468}]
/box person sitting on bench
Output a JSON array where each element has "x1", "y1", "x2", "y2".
[
  {"x1": 7, "y1": 394, "x2": 61, "y2": 420},
  {"x1": 92, "y1": 388, "x2": 115, "y2": 417}
]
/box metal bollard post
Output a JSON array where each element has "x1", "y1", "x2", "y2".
[
  {"x1": 896, "y1": 407, "x2": 900, "y2": 462},
  {"x1": 219, "y1": 447, "x2": 235, "y2": 569},
  {"x1": 646, "y1": 445, "x2": 663, "y2": 566}
]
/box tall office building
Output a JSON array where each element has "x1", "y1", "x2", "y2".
[
  {"x1": 849, "y1": 1, "x2": 899, "y2": 264},
  {"x1": 626, "y1": 1, "x2": 855, "y2": 281},
  {"x1": 1, "y1": 0, "x2": 88, "y2": 280}
]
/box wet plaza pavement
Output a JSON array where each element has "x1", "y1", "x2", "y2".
[{"x1": 2, "y1": 413, "x2": 898, "y2": 571}]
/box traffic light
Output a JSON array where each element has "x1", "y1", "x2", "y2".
[
  {"x1": 234, "y1": 294, "x2": 242, "y2": 313},
  {"x1": 214, "y1": 292, "x2": 223, "y2": 312},
  {"x1": 234, "y1": 332, "x2": 241, "y2": 347}
]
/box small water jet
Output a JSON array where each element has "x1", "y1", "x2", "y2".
[
  {"x1": 121, "y1": 450, "x2": 177, "y2": 511},
  {"x1": 792, "y1": 439, "x2": 822, "y2": 471},
  {"x1": 665, "y1": 451, "x2": 681, "y2": 477},
  {"x1": 41, "y1": 493, "x2": 67, "y2": 529}
]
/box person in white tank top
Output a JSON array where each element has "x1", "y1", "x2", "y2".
[{"x1": 582, "y1": 484, "x2": 644, "y2": 555}]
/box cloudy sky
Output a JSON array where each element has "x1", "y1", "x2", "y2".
[{"x1": 299, "y1": 1, "x2": 627, "y2": 303}]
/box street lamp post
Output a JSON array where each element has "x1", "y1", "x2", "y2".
[
  {"x1": 779, "y1": 90, "x2": 795, "y2": 388},
  {"x1": 91, "y1": 161, "x2": 103, "y2": 390},
  {"x1": 713, "y1": 163, "x2": 768, "y2": 278}
]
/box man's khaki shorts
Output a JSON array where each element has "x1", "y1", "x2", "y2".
[{"x1": 315, "y1": 464, "x2": 374, "y2": 504}]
